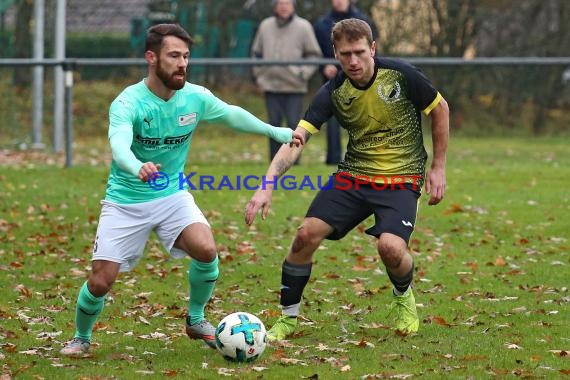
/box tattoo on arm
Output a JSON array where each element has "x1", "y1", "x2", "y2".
[
  {"x1": 273, "y1": 129, "x2": 311, "y2": 177},
  {"x1": 274, "y1": 159, "x2": 292, "y2": 177}
]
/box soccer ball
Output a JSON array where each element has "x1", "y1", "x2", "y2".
[{"x1": 215, "y1": 312, "x2": 267, "y2": 362}]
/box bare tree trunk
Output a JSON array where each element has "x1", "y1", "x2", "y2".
[
  {"x1": 430, "y1": 0, "x2": 446, "y2": 56},
  {"x1": 527, "y1": 0, "x2": 569, "y2": 134},
  {"x1": 13, "y1": 0, "x2": 33, "y2": 86}
]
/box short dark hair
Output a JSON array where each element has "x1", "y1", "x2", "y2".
[
  {"x1": 145, "y1": 24, "x2": 194, "y2": 53},
  {"x1": 331, "y1": 18, "x2": 374, "y2": 48}
]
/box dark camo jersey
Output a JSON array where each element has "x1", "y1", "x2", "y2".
[{"x1": 299, "y1": 57, "x2": 442, "y2": 187}]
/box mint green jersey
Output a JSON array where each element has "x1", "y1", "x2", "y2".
[{"x1": 106, "y1": 80, "x2": 229, "y2": 204}]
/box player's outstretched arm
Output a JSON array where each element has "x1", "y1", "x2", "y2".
[
  {"x1": 425, "y1": 97, "x2": 449, "y2": 205},
  {"x1": 244, "y1": 127, "x2": 310, "y2": 225},
  {"x1": 220, "y1": 105, "x2": 304, "y2": 146}
]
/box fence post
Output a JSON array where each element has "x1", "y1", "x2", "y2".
[
  {"x1": 53, "y1": 0, "x2": 66, "y2": 153},
  {"x1": 31, "y1": 0, "x2": 45, "y2": 150},
  {"x1": 64, "y1": 60, "x2": 75, "y2": 168}
]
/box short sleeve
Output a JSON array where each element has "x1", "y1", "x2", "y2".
[
  {"x1": 300, "y1": 82, "x2": 335, "y2": 133},
  {"x1": 402, "y1": 64, "x2": 440, "y2": 115}
]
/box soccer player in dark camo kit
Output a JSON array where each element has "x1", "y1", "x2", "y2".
[
  {"x1": 245, "y1": 18, "x2": 449, "y2": 340},
  {"x1": 59, "y1": 23, "x2": 304, "y2": 356}
]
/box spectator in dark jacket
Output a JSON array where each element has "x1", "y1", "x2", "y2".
[{"x1": 314, "y1": 0, "x2": 379, "y2": 165}]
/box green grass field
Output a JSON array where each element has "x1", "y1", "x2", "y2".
[{"x1": 0, "y1": 133, "x2": 568, "y2": 379}]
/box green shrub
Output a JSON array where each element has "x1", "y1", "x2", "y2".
[{"x1": 65, "y1": 33, "x2": 135, "y2": 80}]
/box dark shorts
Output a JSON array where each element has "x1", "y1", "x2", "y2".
[{"x1": 306, "y1": 175, "x2": 421, "y2": 242}]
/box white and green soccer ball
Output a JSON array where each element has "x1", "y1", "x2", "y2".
[{"x1": 215, "y1": 312, "x2": 267, "y2": 362}]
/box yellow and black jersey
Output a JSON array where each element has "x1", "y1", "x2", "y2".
[{"x1": 299, "y1": 57, "x2": 442, "y2": 186}]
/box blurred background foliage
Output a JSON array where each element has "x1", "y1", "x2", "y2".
[{"x1": 1, "y1": 0, "x2": 569, "y2": 141}]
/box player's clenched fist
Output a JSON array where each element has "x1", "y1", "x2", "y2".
[{"x1": 138, "y1": 162, "x2": 161, "y2": 182}]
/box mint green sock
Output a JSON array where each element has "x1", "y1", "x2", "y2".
[
  {"x1": 187, "y1": 256, "x2": 219, "y2": 325},
  {"x1": 74, "y1": 281, "x2": 105, "y2": 342}
]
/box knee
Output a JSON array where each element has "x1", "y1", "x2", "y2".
[
  {"x1": 87, "y1": 276, "x2": 114, "y2": 297},
  {"x1": 194, "y1": 243, "x2": 217, "y2": 262},
  {"x1": 203, "y1": 245, "x2": 218, "y2": 262},
  {"x1": 377, "y1": 239, "x2": 405, "y2": 269},
  {"x1": 291, "y1": 226, "x2": 321, "y2": 254}
]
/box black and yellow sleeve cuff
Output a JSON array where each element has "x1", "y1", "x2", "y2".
[
  {"x1": 423, "y1": 92, "x2": 443, "y2": 116},
  {"x1": 298, "y1": 120, "x2": 319, "y2": 135}
]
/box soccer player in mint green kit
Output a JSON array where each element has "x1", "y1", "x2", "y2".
[{"x1": 60, "y1": 23, "x2": 304, "y2": 356}]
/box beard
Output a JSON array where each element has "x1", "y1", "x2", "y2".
[{"x1": 156, "y1": 59, "x2": 186, "y2": 90}]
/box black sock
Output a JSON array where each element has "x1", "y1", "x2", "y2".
[
  {"x1": 387, "y1": 263, "x2": 414, "y2": 294},
  {"x1": 280, "y1": 260, "x2": 312, "y2": 307}
]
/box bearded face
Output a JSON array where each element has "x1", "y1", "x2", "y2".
[{"x1": 156, "y1": 55, "x2": 187, "y2": 90}]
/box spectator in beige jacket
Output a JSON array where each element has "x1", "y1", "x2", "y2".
[{"x1": 251, "y1": 0, "x2": 322, "y2": 161}]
